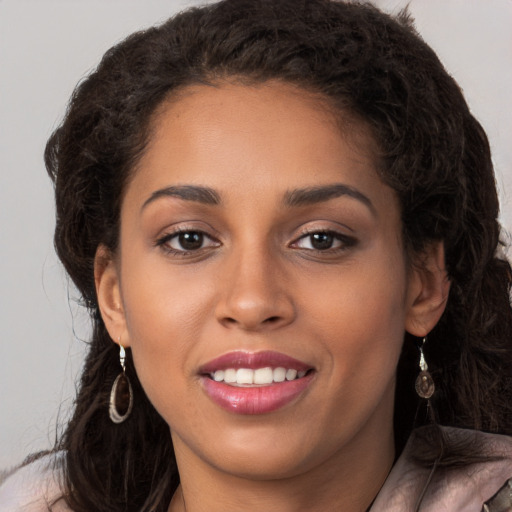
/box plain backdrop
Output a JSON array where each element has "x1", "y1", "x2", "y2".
[{"x1": 0, "y1": 0, "x2": 511, "y2": 469}]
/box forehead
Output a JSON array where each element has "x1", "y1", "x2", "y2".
[{"x1": 132, "y1": 81, "x2": 381, "y2": 192}]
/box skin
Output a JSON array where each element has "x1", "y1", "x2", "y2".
[{"x1": 96, "y1": 81, "x2": 449, "y2": 511}]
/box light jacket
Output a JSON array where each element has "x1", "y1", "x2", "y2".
[{"x1": 1, "y1": 428, "x2": 511, "y2": 511}]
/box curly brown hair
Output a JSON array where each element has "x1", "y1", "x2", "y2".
[{"x1": 44, "y1": 0, "x2": 512, "y2": 510}]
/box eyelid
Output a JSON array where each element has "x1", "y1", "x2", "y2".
[
  {"x1": 155, "y1": 225, "x2": 221, "y2": 255},
  {"x1": 289, "y1": 226, "x2": 358, "y2": 252}
]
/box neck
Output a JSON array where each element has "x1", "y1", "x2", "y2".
[{"x1": 168, "y1": 422, "x2": 395, "y2": 512}]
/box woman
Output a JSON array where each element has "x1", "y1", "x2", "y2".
[{"x1": 1, "y1": 0, "x2": 511, "y2": 510}]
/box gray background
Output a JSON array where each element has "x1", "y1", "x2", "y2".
[{"x1": 1, "y1": 0, "x2": 511, "y2": 469}]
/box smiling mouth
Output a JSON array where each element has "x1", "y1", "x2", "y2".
[
  {"x1": 208, "y1": 367, "x2": 310, "y2": 386},
  {"x1": 199, "y1": 351, "x2": 316, "y2": 414}
]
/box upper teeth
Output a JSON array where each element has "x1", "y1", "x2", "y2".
[{"x1": 211, "y1": 367, "x2": 307, "y2": 386}]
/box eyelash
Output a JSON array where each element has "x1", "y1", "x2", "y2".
[
  {"x1": 155, "y1": 228, "x2": 357, "y2": 257},
  {"x1": 155, "y1": 228, "x2": 220, "y2": 256},
  {"x1": 291, "y1": 229, "x2": 357, "y2": 253}
]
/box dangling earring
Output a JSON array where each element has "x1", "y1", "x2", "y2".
[
  {"x1": 109, "y1": 342, "x2": 133, "y2": 423},
  {"x1": 415, "y1": 337, "x2": 435, "y2": 399}
]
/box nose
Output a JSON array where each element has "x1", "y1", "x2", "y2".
[{"x1": 215, "y1": 247, "x2": 296, "y2": 332}]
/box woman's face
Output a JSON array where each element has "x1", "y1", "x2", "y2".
[{"x1": 100, "y1": 82, "x2": 432, "y2": 481}]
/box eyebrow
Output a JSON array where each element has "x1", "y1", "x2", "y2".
[
  {"x1": 141, "y1": 182, "x2": 375, "y2": 215},
  {"x1": 141, "y1": 185, "x2": 221, "y2": 210},
  {"x1": 284, "y1": 183, "x2": 376, "y2": 215}
]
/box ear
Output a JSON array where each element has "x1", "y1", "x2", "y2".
[
  {"x1": 94, "y1": 244, "x2": 129, "y2": 347},
  {"x1": 405, "y1": 241, "x2": 451, "y2": 337}
]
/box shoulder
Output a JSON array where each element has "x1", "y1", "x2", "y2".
[
  {"x1": 0, "y1": 452, "x2": 71, "y2": 512},
  {"x1": 371, "y1": 427, "x2": 512, "y2": 512}
]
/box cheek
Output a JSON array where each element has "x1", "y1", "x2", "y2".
[
  {"x1": 303, "y1": 250, "x2": 408, "y2": 384},
  {"x1": 294, "y1": 263, "x2": 406, "y2": 447},
  {"x1": 122, "y1": 256, "x2": 212, "y2": 339},
  {"x1": 119, "y1": 261, "x2": 214, "y2": 407}
]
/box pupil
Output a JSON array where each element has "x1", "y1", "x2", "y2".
[
  {"x1": 311, "y1": 232, "x2": 333, "y2": 250},
  {"x1": 179, "y1": 232, "x2": 203, "y2": 250}
]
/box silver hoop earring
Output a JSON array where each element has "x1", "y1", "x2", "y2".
[
  {"x1": 415, "y1": 337, "x2": 435, "y2": 399},
  {"x1": 109, "y1": 344, "x2": 133, "y2": 423}
]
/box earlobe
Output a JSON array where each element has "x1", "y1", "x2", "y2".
[
  {"x1": 94, "y1": 244, "x2": 129, "y2": 346},
  {"x1": 405, "y1": 242, "x2": 451, "y2": 337}
]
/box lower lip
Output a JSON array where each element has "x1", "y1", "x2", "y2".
[{"x1": 201, "y1": 373, "x2": 314, "y2": 415}]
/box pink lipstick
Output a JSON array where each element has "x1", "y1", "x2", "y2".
[{"x1": 199, "y1": 351, "x2": 315, "y2": 415}]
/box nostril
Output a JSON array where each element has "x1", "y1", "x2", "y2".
[{"x1": 264, "y1": 316, "x2": 281, "y2": 324}]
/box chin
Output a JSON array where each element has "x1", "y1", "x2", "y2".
[
  {"x1": 210, "y1": 446, "x2": 315, "y2": 481},
  {"x1": 175, "y1": 418, "x2": 342, "y2": 481}
]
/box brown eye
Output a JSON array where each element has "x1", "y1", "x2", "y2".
[
  {"x1": 176, "y1": 232, "x2": 204, "y2": 251},
  {"x1": 310, "y1": 232, "x2": 334, "y2": 250},
  {"x1": 292, "y1": 230, "x2": 357, "y2": 252},
  {"x1": 157, "y1": 230, "x2": 220, "y2": 254},
  {"x1": 295, "y1": 231, "x2": 340, "y2": 250}
]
